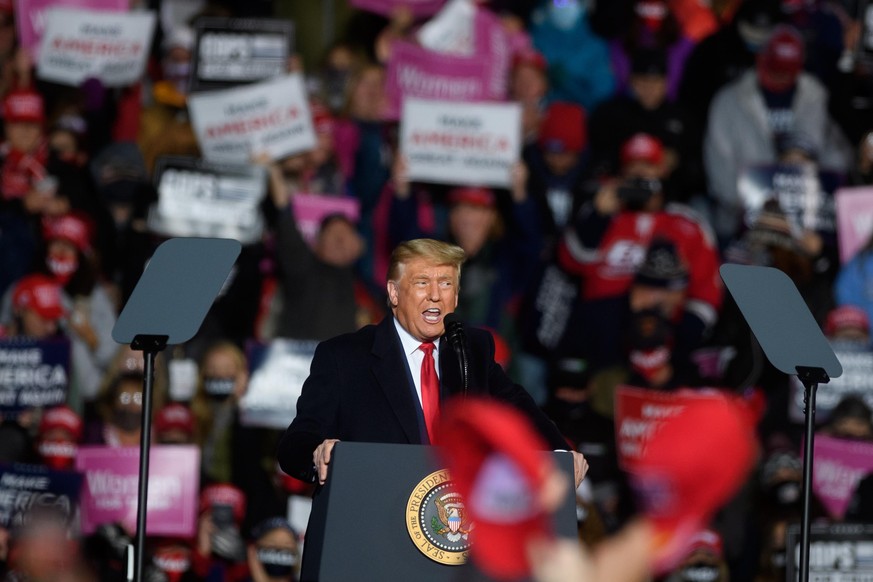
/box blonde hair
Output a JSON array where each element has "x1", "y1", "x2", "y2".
[
  {"x1": 190, "y1": 341, "x2": 247, "y2": 447},
  {"x1": 387, "y1": 239, "x2": 466, "y2": 282}
]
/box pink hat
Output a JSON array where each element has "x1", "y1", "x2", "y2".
[
  {"x1": 435, "y1": 397, "x2": 554, "y2": 580},
  {"x1": 3, "y1": 89, "x2": 44, "y2": 124},
  {"x1": 12, "y1": 274, "x2": 65, "y2": 321},
  {"x1": 621, "y1": 132, "x2": 665, "y2": 167}
]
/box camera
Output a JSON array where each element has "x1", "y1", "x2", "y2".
[{"x1": 617, "y1": 177, "x2": 661, "y2": 211}]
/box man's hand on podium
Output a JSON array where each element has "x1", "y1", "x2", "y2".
[
  {"x1": 313, "y1": 439, "x2": 340, "y2": 485},
  {"x1": 572, "y1": 451, "x2": 588, "y2": 488}
]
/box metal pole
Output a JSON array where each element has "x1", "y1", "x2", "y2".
[
  {"x1": 799, "y1": 380, "x2": 818, "y2": 582},
  {"x1": 133, "y1": 349, "x2": 157, "y2": 582}
]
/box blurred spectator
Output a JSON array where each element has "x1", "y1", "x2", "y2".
[
  {"x1": 530, "y1": 0, "x2": 616, "y2": 112},
  {"x1": 193, "y1": 483, "x2": 249, "y2": 581},
  {"x1": 609, "y1": 0, "x2": 695, "y2": 102},
  {"x1": 559, "y1": 133, "x2": 721, "y2": 371},
  {"x1": 138, "y1": 27, "x2": 199, "y2": 172},
  {"x1": 588, "y1": 47, "x2": 696, "y2": 194},
  {"x1": 191, "y1": 342, "x2": 248, "y2": 483},
  {"x1": 4, "y1": 510, "x2": 89, "y2": 582},
  {"x1": 511, "y1": 49, "x2": 549, "y2": 145},
  {"x1": 155, "y1": 403, "x2": 196, "y2": 445},
  {"x1": 704, "y1": 25, "x2": 851, "y2": 242},
  {"x1": 821, "y1": 395, "x2": 873, "y2": 441},
  {"x1": 245, "y1": 517, "x2": 299, "y2": 582},
  {"x1": 525, "y1": 101, "x2": 589, "y2": 243},
  {"x1": 2, "y1": 273, "x2": 66, "y2": 339},
  {"x1": 824, "y1": 304, "x2": 870, "y2": 346},
  {"x1": 87, "y1": 371, "x2": 144, "y2": 447},
  {"x1": 680, "y1": 0, "x2": 784, "y2": 140},
  {"x1": 40, "y1": 213, "x2": 117, "y2": 402},
  {"x1": 262, "y1": 154, "x2": 365, "y2": 341},
  {"x1": 36, "y1": 405, "x2": 82, "y2": 470},
  {"x1": 662, "y1": 529, "x2": 729, "y2": 582},
  {"x1": 835, "y1": 231, "x2": 873, "y2": 325},
  {"x1": 146, "y1": 537, "x2": 197, "y2": 582}
]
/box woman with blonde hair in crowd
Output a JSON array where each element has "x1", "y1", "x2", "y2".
[{"x1": 191, "y1": 341, "x2": 248, "y2": 484}]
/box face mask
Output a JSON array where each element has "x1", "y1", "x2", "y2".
[
  {"x1": 153, "y1": 547, "x2": 191, "y2": 582},
  {"x1": 257, "y1": 548, "x2": 297, "y2": 578},
  {"x1": 679, "y1": 564, "x2": 720, "y2": 582},
  {"x1": 204, "y1": 377, "x2": 235, "y2": 399},
  {"x1": 771, "y1": 549, "x2": 787, "y2": 570},
  {"x1": 629, "y1": 346, "x2": 671, "y2": 384},
  {"x1": 38, "y1": 440, "x2": 77, "y2": 470},
  {"x1": 162, "y1": 61, "x2": 190, "y2": 81},
  {"x1": 113, "y1": 409, "x2": 142, "y2": 432},
  {"x1": 47, "y1": 253, "x2": 78, "y2": 285},
  {"x1": 548, "y1": 0, "x2": 584, "y2": 31}
]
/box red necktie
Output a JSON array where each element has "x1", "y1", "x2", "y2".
[{"x1": 419, "y1": 342, "x2": 439, "y2": 443}]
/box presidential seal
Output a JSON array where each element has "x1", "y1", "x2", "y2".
[{"x1": 406, "y1": 469, "x2": 471, "y2": 565}]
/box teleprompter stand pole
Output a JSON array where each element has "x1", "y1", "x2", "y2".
[
  {"x1": 130, "y1": 334, "x2": 168, "y2": 582},
  {"x1": 797, "y1": 365, "x2": 828, "y2": 582}
]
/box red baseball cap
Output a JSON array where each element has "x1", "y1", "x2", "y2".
[
  {"x1": 435, "y1": 397, "x2": 554, "y2": 580},
  {"x1": 42, "y1": 214, "x2": 92, "y2": 253},
  {"x1": 12, "y1": 274, "x2": 66, "y2": 321},
  {"x1": 39, "y1": 406, "x2": 83, "y2": 441},
  {"x1": 539, "y1": 102, "x2": 586, "y2": 153},
  {"x1": 825, "y1": 305, "x2": 870, "y2": 337},
  {"x1": 200, "y1": 483, "x2": 246, "y2": 524},
  {"x1": 3, "y1": 89, "x2": 45, "y2": 124},
  {"x1": 627, "y1": 394, "x2": 756, "y2": 573},
  {"x1": 757, "y1": 25, "x2": 804, "y2": 92},
  {"x1": 155, "y1": 404, "x2": 194, "y2": 438},
  {"x1": 686, "y1": 528, "x2": 724, "y2": 559},
  {"x1": 0, "y1": 0, "x2": 13, "y2": 13},
  {"x1": 621, "y1": 132, "x2": 665, "y2": 167},
  {"x1": 448, "y1": 186, "x2": 495, "y2": 208}
]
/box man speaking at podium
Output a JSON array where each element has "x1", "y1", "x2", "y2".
[{"x1": 278, "y1": 239, "x2": 587, "y2": 487}]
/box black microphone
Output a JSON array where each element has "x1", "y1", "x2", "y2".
[{"x1": 443, "y1": 313, "x2": 469, "y2": 395}]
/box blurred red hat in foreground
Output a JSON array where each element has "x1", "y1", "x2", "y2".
[
  {"x1": 435, "y1": 397, "x2": 555, "y2": 580},
  {"x1": 627, "y1": 394, "x2": 756, "y2": 573}
]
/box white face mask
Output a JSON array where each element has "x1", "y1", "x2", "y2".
[{"x1": 548, "y1": 0, "x2": 585, "y2": 31}]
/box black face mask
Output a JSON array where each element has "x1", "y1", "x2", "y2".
[
  {"x1": 257, "y1": 548, "x2": 297, "y2": 578},
  {"x1": 113, "y1": 409, "x2": 142, "y2": 432},
  {"x1": 204, "y1": 377, "x2": 235, "y2": 400},
  {"x1": 679, "y1": 563, "x2": 720, "y2": 582}
]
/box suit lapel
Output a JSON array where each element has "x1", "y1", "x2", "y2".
[{"x1": 371, "y1": 317, "x2": 423, "y2": 444}]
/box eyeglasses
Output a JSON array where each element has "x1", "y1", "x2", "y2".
[{"x1": 118, "y1": 391, "x2": 142, "y2": 406}]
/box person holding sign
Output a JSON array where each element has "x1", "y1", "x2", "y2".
[{"x1": 278, "y1": 238, "x2": 587, "y2": 488}]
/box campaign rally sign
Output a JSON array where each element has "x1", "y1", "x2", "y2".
[
  {"x1": 349, "y1": 0, "x2": 445, "y2": 17},
  {"x1": 188, "y1": 74, "x2": 316, "y2": 164},
  {"x1": 15, "y1": 0, "x2": 127, "y2": 57},
  {"x1": 400, "y1": 98, "x2": 521, "y2": 187},
  {"x1": 0, "y1": 339, "x2": 70, "y2": 412},
  {"x1": 191, "y1": 17, "x2": 293, "y2": 92},
  {"x1": 148, "y1": 155, "x2": 267, "y2": 244},
  {"x1": 811, "y1": 435, "x2": 873, "y2": 520},
  {"x1": 787, "y1": 523, "x2": 873, "y2": 580},
  {"x1": 0, "y1": 463, "x2": 82, "y2": 529},
  {"x1": 836, "y1": 187, "x2": 873, "y2": 263},
  {"x1": 790, "y1": 343, "x2": 873, "y2": 424},
  {"x1": 239, "y1": 339, "x2": 317, "y2": 429},
  {"x1": 76, "y1": 445, "x2": 200, "y2": 536},
  {"x1": 291, "y1": 194, "x2": 361, "y2": 247},
  {"x1": 614, "y1": 385, "x2": 724, "y2": 469},
  {"x1": 737, "y1": 163, "x2": 840, "y2": 233},
  {"x1": 385, "y1": 40, "x2": 496, "y2": 120},
  {"x1": 36, "y1": 8, "x2": 155, "y2": 87}
]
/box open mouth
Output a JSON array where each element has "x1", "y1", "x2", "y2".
[{"x1": 422, "y1": 308, "x2": 441, "y2": 324}]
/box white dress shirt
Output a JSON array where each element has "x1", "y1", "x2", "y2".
[{"x1": 393, "y1": 316, "x2": 440, "y2": 407}]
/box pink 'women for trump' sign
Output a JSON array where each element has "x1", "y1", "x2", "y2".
[
  {"x1": 76, "y1": 445, "x2": 200, "y2": 536},
  {"x1": 812, "y1": 435, "x2": 873, "y2": 519}
]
